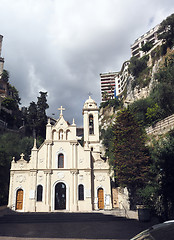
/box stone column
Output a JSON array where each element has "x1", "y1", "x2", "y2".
[
  {"x1": 8, "y1": 171, "x2": 14, "y2": 209},
  {"x1": 45, "y1": 142, "x2": 52, "y2": 169},
  {"x1": 29, "y1": 169, "x2": 37, "y2": 212},
  {"x1": 44, "y1": 170, "x2": 52, "y2": 211},
  {"x1": 48, "y1": 144, "x2": 52, "y2": 169},
  {"x1": 70, "y1": 169, "x2": 79, "y2": 211}
]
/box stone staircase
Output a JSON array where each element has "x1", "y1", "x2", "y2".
[
  {"x1": 0, "y1": 211, "x2": 125, "y2": 224},
  {"x1": 0, "y1": 206, "x2": 138, "y2": 224},
  {"x1": 102, "y1": 208, "x2": 138, "y2": 219}
]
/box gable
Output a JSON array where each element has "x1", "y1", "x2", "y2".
[{"x1": 53, "y1": 116, "x2": 69, "y2": 130}]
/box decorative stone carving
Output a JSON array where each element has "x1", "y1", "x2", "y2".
[
  {"x1": 38, "y1": 175, "x2": 43, "y2": 183},
  {"x1": 79, "y1": 175, "x2": 83, "y2": 181},
  {"x1": 16, "y1": 175, "x2": 26, "y2": 183},
  {"x1": 57, "y1": 172, "x2": 65, "y2": 179},
  {"x1": 96, "y1": 174, "x2": 105, "y2": 182},
  {"x1": 39, "y1": 158, "x2": 44, "y2": 163},
  {"x1": 19, "y1": 163, "x2": 24, "y2": 169},
  {"x1": 79, "y1": 158, "x2": 83, "y2": 164}
]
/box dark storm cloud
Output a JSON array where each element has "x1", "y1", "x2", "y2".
[{"x1": 0, "y1": 0, "x2": 174, "y2": 125}]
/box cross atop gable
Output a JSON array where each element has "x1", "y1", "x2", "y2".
[{"x1": 58, "y1": 106, "x2": 65, "y2": 117}]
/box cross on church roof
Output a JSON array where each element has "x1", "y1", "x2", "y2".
[
  {"x1": 20, "y1": 153, "x2": 25, "y2": 160},
  {"x1": 58, "y1": 106, "x2": 65, "y2": 117}
]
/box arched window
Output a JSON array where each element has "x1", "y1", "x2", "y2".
[
  {"x1": 66, "y1": 130, "x2": 70, "y2": 140},
  {"x1": 37, "y1": 185, "x2": 43, "y2": 202},
  {"x1": 59, "y1": 129, "x2": 63, "y2": 140},
  {"x1": 89, "y1": 114, "x2": 94, "y2": 134},
  {"x1": 58, "y1": 153, "x2": 64, "y2": 168},
  {"x1": 78, "y1": 184, "x2": 84, "y2": 200}
]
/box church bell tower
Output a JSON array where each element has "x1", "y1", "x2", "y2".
[{"x1": 83, "y1": 96, "x2": 99, "y2": 150}]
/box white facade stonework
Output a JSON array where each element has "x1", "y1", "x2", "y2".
[{"x1": 8, "y1": 97, "x2": 112, "y2": 212}]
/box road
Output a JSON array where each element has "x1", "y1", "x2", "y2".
[{"x1": 0, "y1": 211, "x2": 156, "y2": 240}]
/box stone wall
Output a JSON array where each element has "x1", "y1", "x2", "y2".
[{"x1": 146, "y1": 114, "x2": 174, "y2": 136}]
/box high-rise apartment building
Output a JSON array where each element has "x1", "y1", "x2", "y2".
[
  {"x1": 131, "y1": 24, "x2": 161, "y2": 58},
  {"x1": 115, "y1": 61, "x2": 131, "y2": 98},
  {"x1": 100, "y1": 72, "x2": 118, "y2": 102}
]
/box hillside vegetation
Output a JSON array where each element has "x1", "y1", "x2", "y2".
[{"x1": 100, "y1": 14, "x2": 174, "y2": 220}]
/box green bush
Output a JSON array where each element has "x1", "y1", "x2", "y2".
[{"x1": 129, "y1": 55, "x2": 149, "y2": 78}]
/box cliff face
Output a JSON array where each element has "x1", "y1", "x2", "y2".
[
  {"x1": 126, "y1": 47, "x2": 174, "y2": 105},
  {"x1": 125, "y1": 57, "x2": 162, "y2": 105},
  {"x1": 100, "y1": 47, "x2": 174, "y2": 133}
]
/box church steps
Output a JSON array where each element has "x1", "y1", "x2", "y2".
[{"x1": 0, "y1": 212, "x2": 124, "y2": 224}]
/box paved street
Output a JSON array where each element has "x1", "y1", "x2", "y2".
[{"x1": 0, "y1": 210, "x2": 157, "y2": 240}]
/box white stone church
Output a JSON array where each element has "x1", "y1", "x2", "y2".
[{"x1": 8, "y1": 96, "x2": 114, "y2": 212}]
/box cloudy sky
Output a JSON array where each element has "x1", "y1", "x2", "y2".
[{"x1": 0, "y1": 0, "x2": 174, "y2": 126}]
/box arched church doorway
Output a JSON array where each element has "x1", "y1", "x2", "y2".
[
  {"x1": 55, "y1": 182, "x2": 66, "y2": 210},
  {"x1": 98, "y1": 188, "x2": 104, "y2": 209},
  {"x1": 16, "y1": 189, "x2": 23, "y2": 210}
]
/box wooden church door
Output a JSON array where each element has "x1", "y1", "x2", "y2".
[
  {"x1": 16, "y1": 189, "x2": 23, "y2": 210},
  {"x1": 98, "y1": 188, "x2": 104, "y2": 209}
]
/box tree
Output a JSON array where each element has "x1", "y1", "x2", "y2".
[
  {"x1": 8, "y1": 84, "x2": 21, "y2": 105},
  {"x1": 0, "y1": 76, "x2": 21, "y2": 128},
  {"x1": 141, "y1": 41, "x2": 153, "y2": 53},
  {"x1": 146, "y1": 103, "x2": 161, "y2": 124},
  {"x1": 0, "y1": 133, "x2": 34, "y2": 205},
  {"x1": 129, "y1": 98, "x2": 151, "y2": 126},
  {"x1": 129, "y1": 56, "x2": 149, "y2": 78},
  {"x1": 102, "y1": 91, "x2": 110, "y2": 102},
  {"x1": 23, "y1": 92, "x2": 49, "y2": 139},
  {"x1": 26, "y1": 101, "x2": 38, "y2": 136},
  {"x1": 158, "y1": 13, "x2": 174, "y2": 48},
  {"x1": 101, "y1": 126, "x2": 115, "y2": 160},
  {"x1": 1, "y1": 98, "x2": 17, "y2": 110},
  {"x1": 111, "y1": 108, "x2": 150, "y2": 209},
  {"x1": 1, "y1": 70, "x2": 9, "y2": 82},
  {"x1": 152, "y1": 52, "x2": 174, "y2": 117},
  {"x1": 150, "y1": 132, "x2": 174, "y2": 221},
  {"x1": 36, "y1": 91, "x2": 49, "y2": 138}
]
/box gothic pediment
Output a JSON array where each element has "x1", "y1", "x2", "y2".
[{"x1": 53, "y1": 116, "x2": 69, "y2": 131}]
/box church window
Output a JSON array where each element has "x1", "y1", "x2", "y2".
[
  {"x1": 66, "y1": 130, "x2": 70, "y2": 140},
  {"x1": 89, "y1": 114, "x2": 94, "y2": 135},
  {"x1": 58, "y1": 153, "x2": 64, "y2": 168},
  {"x1": 59, "y1": 129, "x2": 63, "y2": 140},
  {"x1": 37, "y1": 185, "x2": 43, "y2": 202},
  {"x1": 78, "y1": 184, "x2": 84, "y2": 200}
]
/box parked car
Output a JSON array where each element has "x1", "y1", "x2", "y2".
[{"x1": 130, "y1": 220, "x2": 174, "y2": 240}]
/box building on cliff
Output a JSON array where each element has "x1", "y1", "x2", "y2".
[
  {"x1": 100, "y1": 22, "x2": 165, "y2": 102},
  {"x1": 131, "y1": 24, "x2": 162, "y2": 58},
  {"x1": 100, "y1": 72, "x2": 117, "y2": 102}
]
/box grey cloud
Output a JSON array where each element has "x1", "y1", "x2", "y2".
[{"x1": 0, "y1": 0, "x2": 174, "y2": 125}]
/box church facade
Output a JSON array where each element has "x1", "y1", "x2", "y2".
[{"x1": 8, "y1": 96, "x2": 112, "y2": 212}]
